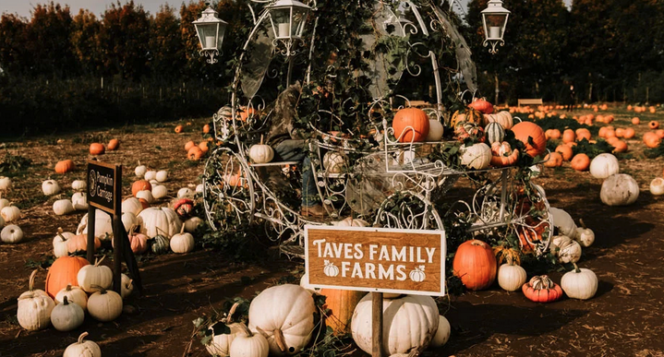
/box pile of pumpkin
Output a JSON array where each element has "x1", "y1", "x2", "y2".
[
  {"x1": 627, "y1": 105, "x2": 658, "y2": 114},
  {"x1": 178, "y1": 120, "x2": 215, "y2": 161},
  {"x1": 203, "y1": 283, "x2": 451, "y2": 357},
  {"x1": 0, "y1": 177, "x2": 25, "y2": 245}
]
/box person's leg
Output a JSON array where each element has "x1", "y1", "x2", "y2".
[
  {"x1": 274, "y1": 140, "x2": 306, "y2": 162},
  {"x1": 301, "y1": 155, "x2": 317, "y2": 207}
]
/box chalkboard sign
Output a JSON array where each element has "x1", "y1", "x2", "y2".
[{"x1": 87, "y1": 161, "x2": 120, "y2": 215}]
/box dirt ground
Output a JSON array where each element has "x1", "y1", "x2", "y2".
[{"x1": 1, "y1": 107, "x2": 664, "y2": 357}]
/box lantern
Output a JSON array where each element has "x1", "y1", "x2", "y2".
[
  {"x1": 481, "y1": 0, "x2": 510, "y2": 54},
  {"x1": 266, "y1": 0, "x2": 312, "y2": 56},
  {"x1": 193, "y1": 2, "x2": 228, "y2": 64}
]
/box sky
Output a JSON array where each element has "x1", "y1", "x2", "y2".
[{"x1": 0, "y1": 0, "x2": 573, "y2": 18}]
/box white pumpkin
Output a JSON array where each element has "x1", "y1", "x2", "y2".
[
  {"x1": 230, "y1": 323, "x2": 270, "y2": 357},
  {"x1": 178, "y1": 187, "x2": 194, "y2": 199},
  {"x1": 206, "y1": 324, "x2": 237, "y2": 357},
  {"x1": 337, "y1": 217, "x2": 369, "y2": 227},
  {"x1": 63, "y1": 332, "x2": 101, "y2": 357},
  {"x1": 55, "y1": 284, "x2": 88, "y2": 311},
  {"x1": 135, "y1": 165, "x2": 147, "y2": 178},
  {"x1": 485, "y1": 122, "x2": 505, "y2": 144},
  {"x1": 299, "y1": 273, "x2": 320, "y2": 294},
  {"x1": 136, "y1": 190, "x2": 154, "y2": 204},
  {"x1": 497, "y1": 257, "x2": 527, "y2": 292},
  {"x1": 77, "y1": 256, "x2": 113, "y2": 293},
  {"x1": 53, "y1": 228, "x2": 74, "y2": 258},
  {"x1": 551, "y1": 235, "x2": 582, "y2": 263},
  {"x1": 549, "y1": 207, "x2": 577, "y2": 238},
  {"x1": 152, "y1": 185, "x2": 169, "y2": 200},
  {"x1": 1, "y1": 205, "x2": 20, "y2": 222},
  {"x1": 51, "y1": 296, "x2": 85, "y2": 332},
  {"x1": 1, "y1": 225, "x2": 23, "y2": 244},
  {"x1": 600, "y1": 174, "x2": 640, "y2": 206},
  {"x1": 53, "y1": 199, "x2": 75, "y2": 216},
  {"x1": 122, "y1": 197, "x2": 144, "y2": 216},
  {"x1": 144, "y1": 170, "x2": 157, "y2": 181},
  {"x1": 42, "y1": 179, "x2": 61, "y2": 196},
  {"x1": 0, "y1": 197, "x2": 10, "y2": 210},
  {"x1": 651, "y1": 178, "x2": 664, "y2": 196},
  {"x1": 561, "y1": 264, "x2": 598, "y2": 300},
  {"x1": 171, "y1": 226, "x2": 195, "y2": 253},
  {"x1": 0, "y1": 214, "x2": 4, "y2": 227},
  {"x1": 121, "y1": 212, "x2": 139, "y2": 233},
  {"x1": 196, "y1": 184, "x2": 204, "y2": 193},
  {"x1": 459, "y1": 143, "x2": 492, "y2": 170},
  {"x1": 184, "y1": 217, "x2": 204, "y2": 233},
  {"x1": 0, "y1": 176, "x2": 12, "y2": 190},
  {"x1": 72, "y1": 180, "x2": 87, "y2": 191},
  {"x1": 149, "y1": 179, "x2": 159, "y2": 186},
  {"x1": 248, "y1": 284, "x2": 316, "y2": 355},
  {"x1": 250, "y1": 144, "x2": 275, "y2": 164},
  {"x1": 351, "y1": 294, "x2": 439, "y2": 355},
  {"x1": 138, "y1": 207, "x2": 182, "y2": 238},
  {"x1": 77, "y1": 209, "x2": 114, "y2": 239},
  {"x1": 156, "y1": 170, "x2": 169, "y2": 182},
  {"x1": 425, "y1": 120, "x2": 444, "y2": 141},
  {"x1": 323, "y1": 152, "x2": 346, "y2": 173},
  {"x1": 589, "y1": 153, "x2": 620, "y2": 179},
  {"x1": 575, "y1": 219, "x2": 595, "y2": 248},
  {"x1": 17, "y1": 270, "x2": 54, "y2": 331},
  {"x1": 87, "y1": 287, "x2": 123, "y2": 322},
  {"x1": 121, "y1": 274, "x2": 133, "y2": 299},
  {"x1": 72, "y1": 192, "x2": 88, "y2": 210},
  {"x1": 430, "y1": 315, "x2": 451, "y2": 348},
  {"x1": 483, "y1": 111, "x2": 513, "y2": 129}
]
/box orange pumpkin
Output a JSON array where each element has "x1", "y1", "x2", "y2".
[
  {"x1": 490, "y1": 142, "x2": 519, "y2": 167},
  {"x1": 570, "y1": 153, "x2": 590, "y2": 171},
  {"x1": 468, "y1": 98, "x2": 494, "y2": 114},
  {"x1": 451, "y1": 109, "x2": 482, "y2": 128},
  {"x1": 614, "y1": 128, "x2": 625, "y2": 138},
  {"x1": 598, "y1": 127, "x2": 608, "y2": 138},
  {"x1": 185, "y1": 141, "x2": 196, "y2": 151},
  {"x1": 604, "y1": 129, "x2": 616, "y2": 139},
  {"x1": 566, "y1": 141, "x2": 578, "y2": 148},
  {"x1": 319, "y1": 289, "x2": 366, "y2": 334},
  {"x1": 45, "y1": 256, "x2": 89, "y2": 298},
  {"x1": 632, "y1": 117, "x2": 640, "y2": 125},
  {"x1": 132, "y1": 180, "x2": 152, "y2": 196},
  {"x1": 203, "y1": 124, "x2": 211, "y2": 134},
  {"x1": 89, "y1": 143, "x2": 105, "y2": 155},
  {"x1": 55, "y1": 160, "x2": 75, "y2": 174},
  {"x1": 175, "y1": 125, "x2": 183, "y2": 133},
  {"x1": 612, "y1": 140, "x2": 628, "y2": 153},
  {"x1": 649, "y1": 121, "x2": 660, "y2": 129},
  {"x1": 199, "y1": 141, "x2": 209, "y2": 154},
  {"x1": 511, "y1": 122, "x2": 547, "y2": 158},
  {"x1": 548, "y1": 129, "x2": 561, "y2": 140},
  {"x1": 238, "y1": 107, "x2": 256, "y2": 121},
  {"x1": 452, "y1": 240, "x2": 497, "y2": 291},
  {"x1": 392, "y1": 108, "x2": 430, "y2": 143},
  {"x1": 187, "y1": 146, "x2": 204, "y2": 161},
  {"x1": 644, "y1": 132, "x2": 661, "y2": 148},
  {"x1": 67, "y1": 234, "x2": 101, "y2": 253},
  {"x1": 138, "y1": 198, "x2": 149, "y2": 209},
  {"x1": 623, "y1": 128, "x2": 635, "y2": 139},
  {"x1": 575, "y1": 128, "x2": 591, "y2": 141},
  {"x1": 562, "y1": 129, "x2": 576, "y2": 143},
  {"x1": 522, "y1": 275, "x2": 563, "y2": 303},
  {"x1": 108, "y1": 139, "x2": 120, "y2": 151},
  {"x1": 543, "y1": 152, "x2": 563, "y2": 167},
  {"x1": 656, "y1": 130, "x2": 664, "y2": 139},
  {"x1": 555, "y1": 144, "x2": 573, "y2": 161}
]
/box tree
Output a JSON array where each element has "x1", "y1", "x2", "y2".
[
  {"x1": 0, "y1": 14, "x2": 28, "y2": 75},
  {"x1": 71, "y1": 9, "x2": 101, "y2": 75},
  {"x1": 148, "y1": 4, "x2": 185, "y2": 81},
  {"x1": 24, "y1": 2, "x2": 77, "y2": 77}
]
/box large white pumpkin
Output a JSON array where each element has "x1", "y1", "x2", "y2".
[
  {"x1": 17, "y1": 270, "x2": 55, "y2": 331},
  {"x1": 425, "y1": 120, "x2": 444, "y2": 141},
  {"x1": 138, "y1": 207, "x2": 182, "y2": 238},
  {"x1": 351, "y1": 294, "x2": 439, "y2": 355},
  {"x1": 77, "y1": 209, "x2": 114, "y2": 240},
  {"x1": 561, "y1": 265, "x2": 598, "y2": 300},
  {"x1": 549, "y1": 207, "x2": 577, "y2": 238},
  {"x1": 600, "y1": 174, "x2": 640, "y2": 206},
  {"x1": 122, "y1": 197, "x2": 144, "y2": 216},
  {"x1": 459, "y1": 143, "x2": 492, "y2": 170},
  {"x1": 87, "y1": 288, "x2": 123, "y2": 322},
  {"x1": 248, "y1": 284, "x2": 316, "y2": 355},
  {"x1": 589, "y1": 153, "x2": 619, "y2": 179}
]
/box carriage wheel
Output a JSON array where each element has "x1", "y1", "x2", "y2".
[
  {"x1": 202, "y1": 149, "x2": 255, "y2": 231},
  {"x1": 374, "y1": 190, "x2": 445, "y2": 231}
]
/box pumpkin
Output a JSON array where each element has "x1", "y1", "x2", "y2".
[
  {"x1": 561, "y1": 263, "x2": 598, "y2": 300},
  {"x1": 249, "y1": 142, "x2": 274, "y2": 164},
  {"x1": 337, "y1": 217, "x2": 369, "y2": 227},
  {"x1": 452, "y1": 240, "x2": 496, "y2": 290},
  {"x1": 490, "y1": 141, "x2": 519, "y2": 167},
  {"x1": 604, "y1": 129, "x2": 616, "y2": 139},
  {"x1": 611, "y1": 140, "x2": 628, "y2": 153},
  {"x1": 319, "y1": 289, "x2": 366, "y2": 334},
  {"x1": 551, "y1": 235, "x2": 582, "y2": 263},
  {"x1": 53, "y1": 199, "x2": 74, "y2": 216},
  {"x1": 55, "y1": 284, "x2": 88, "y2": 311},
  {"x1": 17, "y1": 270, "x2": 55, "y2": 331},
  {"x1": 138, "y1": 207, "x2": 182, "y2": 238},
  {"x1": 136, "y1": 189, "x2": 154, "y2": 204},
  {"x1": 600, "y1": 173, "x2": 639, "y2": 206},
  {"x1": 185, "y1": 141, "x2": 196, "y2": 151},
  {"x1": 199, "y1": 141, "x2": 210, "y2": 153},
  {"x1": 555, "y1": 144, "x2": 573, "y2": 161},
  {"x1": 178, "y1": 187, "x2": 195, "y2": 199},
  {"x1": 230, "y1": 323, "x2": 270, "y2": 357},
  {"x1": 239, "y1": 107, "x2": 257, "y2": 121},
  {"x1": 88, "y1": 286, "x2": 123, "y2": 322},
  {"x1": 77, "y1": 256, "x2": 113, "y2": 293},
  {"x1": 454, "y1": 121, "x2": 484, "y2": 141},
  {"x1": 522, "y1": 275, "x2": 563, "y2": 303},
  {"x1": 55, "y1": 160, "x2": 75, "y2": 174},
  {"x1": 150, "y1": 185, "x2": 167, "y2": 200},
  {"x1": 643, "y1": 132, "x2": 662, "y2": 148},
  {"x1": 0, "y1": 176, "x2": 11, "y2": 190},
  {"x1": 485, "y1": 122, "x2": 505, "y2": 144},
  {"x1": 543, "y1": 152, "x2": 563, "y2": 167},
  {"x1": 248, "y1": 284, "x2": 316, "y2": 355},
  {"x1": 188, "y1": 146, "x2": 204, "y2": 160},
  {"x1": 1, "y1": 224, "x2": 23, "y2": 243},
  {"x1": 430, "y1": 315, "x2": 451, "y2": 348},
  {"x1": 77, "y1": 209, "x2": 114, "y2": 239},
  {"x1": 575, "y1": 128, "x2": 591, "y2": 141},
  {"x1": 155, "y1": 170, "x2": 169, "y2": 183},
  {"x1": 425, "y1": 120, "x2": 444, "y2": 141},
  {"x1": 656, "y1": 129, "x2": 664, "y2": 139},
  {"x1": 53, "y1": 228, "x2": 74, "y2": 258},
  {"x1": 171, "y1": 225, "x2": 195, "y2": 253},
  {"x1": 64, "y1": 332, "x2": 101, "y2": 357},
  {"x1": 589, "y1": 153, "x2": 619, "y2": 179},
  {"x1": 135, "y1": 165, "x2": 147, "y2": 177},
  {"x1": 72, "y1": 192, "x2": 88, "y2": 210},
  {"x1": 497, "y1": 255, "x2": 527, "y2": 292},
  {"x1": 323, "y1": 152, "x2": 347, "y2": 173},
  {"x1": 144, "y1": 170, "x2": 157, "y2": 181},
  {"x1": 651, "y1": 177, "x2": 664, "y2": 196},
  {"x1": 351, "y1": 294, "x2": 439, "y2": 355},
  {"x1": 562, "y1": 129, "x2": 576, "y2": 143},
  {"x1": 570, "y1": 154, "x2": 590, "y2": 171},
  {"x1": 511, "y1": 122, "x2": 547, "y2": 157},
  {"x1": 299, "y1": 273, "x2": 320, "y2": 294},
  {"x1": 548, "y1": 129, "x2": 561, "y2": 140},
  {"x1": 132, "y1": 180, "x2": 152, "y2": 196},
  {"x1": 127, "y1": 227, "x2": 149, "y2": 254},
  {"x1": 203, "y1": 124, "x2": 211, "y2": 134},
  {"x1": 184, "y1": 217, "x2": 204, "y2": 233},
  {"x1": 632, "y1": 117, "x2": 640, "y2": 125},
  {"x1": 615, "y1": 128, "x2": 625, "y2": 138},
  {"x1": 151, "y1": 234, "x2": 170, "y2": 254},
  {"x1": 122, "y1": 197, "x2": 144, "y2": 216},
  {"x1": 482, "y1": 111, "x2": 513, "y2": 129},
  {"x1": 649, "y1": 121, "x2": 660, "y2": 129},
  {"x1": 42, "y1": 179, "x2": 61, "y2": 196},
  {"x1": 121, "y1": 274, "x2": 133, "y2": 299},
  {"x1": 451, "y1": 108, "x2": 482, "y2": 128},
  {"x1": 1, "y1": 205, "x2": 20, "y2": 222},
  {"x1": 468, "y1": 98, "x2": 493, "y2": 114},
  {"x1": 108, "y1": 139, "x2": 120, "y2": 150},
  {"x1": 459, "y1": 143, "x2": 492, "y2": 170},
  {"x1": 51, "y1": 296, "x2": 85, "y2": 332},
  {"x1": 575, "y1": 219, "x2": 595, "y2": 248},
  {"x1": 549, "y1": 207, "x2": 577, "y2": 238},
  {"x1": 45, "y1": 256, "x2": 89, "y2": 298},
  {"x1": 175, "y1": 125, "x2": 183, "y2": 133},
  {"x1": 89, "y1": 143, "x2": 105, "y2": 155},
  {"x1": 206, "y1": 321, "x2": 243, "y2": 357},
  {"x1": 67, "y1": 233, "x2": 101, "y2": 253},
  {"x1": 392, "y1": 108, "x2": 430, "y2": 143}
]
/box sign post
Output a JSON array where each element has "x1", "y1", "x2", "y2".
[
  {"x1": 87, "y1": 161, "x2": 142, "y2": 295},
  {"x1": 305, "y1": 226, "x2": 446, "y2": 357}
]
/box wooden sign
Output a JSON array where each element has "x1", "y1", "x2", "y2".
[
  {"x1": 87, "y1": 161, "x2": 120, "y2": 215},
  {"x1": 305, "y1": 226, "x2": 446, "y2": 296}
]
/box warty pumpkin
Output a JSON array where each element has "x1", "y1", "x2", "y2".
[
  {"x1": 17, "y1": 270, "x2": 55, "y2": 331},
  {"x1": 522, "y1": 275, "x2": 563, "y2": 303},
  {"x1": 63, "y1": 332, "x2": 101, "y2": 357}
]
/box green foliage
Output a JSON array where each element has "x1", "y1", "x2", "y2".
[
  {"x1": 0, "y1": 152, "x2": 32, "y2": 173},
  {"x1": 644, "y1": 141, "x2": 664, "y2": 158},
  {"x1": 572, "y1": 138, "x2": 613, "y2": 159}
]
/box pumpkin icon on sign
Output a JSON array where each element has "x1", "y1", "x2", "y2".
[
  {"x1": 323, "y1": 260, "x2": 339, "y2": 277},
  {"x1": 409, "y1": 265, "x2": 426, "y2": 282}
]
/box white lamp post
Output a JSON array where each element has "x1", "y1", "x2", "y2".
[
  {"x1": 193, "y1": 2, "x2": 228, "y2": 64},
  {"x1": 266, "y1": 0, "x2": 312, "y2": 57},
  {"x1": 481, "y1": 0, "x2": 510, "y2": 54}
]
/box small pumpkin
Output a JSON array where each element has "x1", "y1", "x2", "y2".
[
  {"x1": 174, "y1": 198, "x2": 195, "y2": 218},
  {"x1": 543, "y1": 152, "x2": 563, "y2": 167},
  {"x1": 199, "y1": 141, "x2": 210, "y2": 154},
  {"x1": 178, "y1": 187, "x2": 195, "y2": 199},
  {"x1": 230, "y1": 323, "x2": 270, "y2": 357},
  {"x1": 632, "y1": 117, "x2": 640, "y2": 125},
  {"x1": 430, "y1": 315, "x2": 451, "y2": 348},
  {"x1": 77, "y1": 256, "x2": 113, "y2": 293},
  {"x1": 570, "y1": 153, "x2": 590, "y2": 171},
  {"x1": 0, "y1": 176, "x2": 12, "y2": 190},
  {"x1": 651, "y1": 177, "x2": 664, "y2": 196},
  {"x1": 67, "y1": 233, "x2": 101, "y2": 254},
  {"x1": 55, "y1": 284, "x2": 88, "y2": 311},
  {"x1": 649, "y1": 121, "x2": 660, "y2": 129},
  {"x1": 555, "y1": 144, "x2": 573, "y2": 161},
  {"x1": 575, "y1": 128, "x2": 591, "y2": 141},
  {"x1": 171, "y1": 225, "x2": 195, "y2": 253},
  {"x1": 562, "y1": 129, "x2": 576, "y2": 143},
  {"x1": 144, "y1": 170, "x2": 157, "y2": 181},
  {"x1": 135, "y1": 165, "x2": 147, "y2": 177},
  {"x1": 497, "y1": 255, "x2": 527, "y2": 292},
  {"x1": 589, "y1": 153, "x2": 619, "y2": 179},
  {"x1": 122, "y1": 197, "x2": 144, "y2": 216},
  {"x1": 53, "y1": 228, "x2": 73, "y2": 258},
  {"x1": 53, "y1": 199, "x2": 75, "y2": 216},
  {"x1": 88, "y1": 286, "x2": 123, "y2": 322},
  {"x1": 136, "y1": 189, "x2": 154, "y2": 204},
  {"x1": 490, "y1": 141, "x2": 519, "y2": 167},
  {"x1": 42, "y1": 179, "x2": 61, "y2": 196},
  {"x1": 643, "y1": 132, "x2": 662, "y2": 148},
  {"x1": 392, "y1": 108, "x2": 430, "y2": 143},
  {"x1": 575, "y1": 219, "x2": 595, "y2": 248},
  {"x1": 121, "y1": 273, "x2": 134, "y2": 299},
  {"x1": 522, "y1": 275, "x2": 563, "y2": 303},
  {"x1": 132, "y1": 180, "x2": 152, "y2": 196},
  {"x1": 459, "y1": 143, "x2": 492, "y2": 170},
  {"x1": 203, "y1": 124, "x2": 211, "y2": 134},
  {"x1": 548, "y1": 129, "x2": 561, "y2": 140},
  {"x1": 51, "y1": 296, "x2": 85, "y2": 332},
  {"x1": 72, "y1": 178, "x2": 86, "y2": 190},
  {"x1": 55, "y1": 160, "x2": 75, "y2": 174},
  {"x1": 188, "y1": 146, "x2": 204, "y2": 160},
  {"x1": 45, "y1": 256, "x2": 89, "y2": 298},
  {"x1": 175, "y1": 125, "x2": 183, "y2": 133},
  {"x1": 551, "y1": 235, "x2": 582, "y2": 263},
  {"x1": 151, "y1": 234, "x2": 170, "y2": 254},
  {"x1": 108, "y1": 138, "x2": 120, "y2": 150},
  {"x1": 561, "y1": 263, "x2": 598, "y2": 300},
  {"x1": 452, "y1": 239, "x2": 496, "y2": 290},
  {"x1": 425, "y1": 119, "x2": 444, "y2": 141},
  {"x1": 89, "y1": 143, "x2": 105, "y2": 155},
  {"x1": 17, "y1": 270, "x2": 55, "y2": 331},
  {"x1": 600, "y1": 173, "x2": 639, "y2": 206},
  {"x1": 1, "y1": 205, "x2": 20, "y2": 222},
  {"x1": 184, "y1": 217, "x2": 203, "y2": 232},
  {"x1": 155, "y1": 170, "x2": 169, "y2": 183},
  {"x1": 64, "y1": 332, "x2": 101, "y2": 357},
  {"x1": 485, "y1": 122, "x2": 505, "y2": 144},
  {"x1": 185, "y1": 141, "x2": 196, "y2": 151},
  {"x1": 1, "y1": 224, "x2": 23, "y2": 243}
]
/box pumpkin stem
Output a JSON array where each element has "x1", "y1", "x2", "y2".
[
  {"x1": 28, "y1": 269, "x2": 37, "y2": 291},
  {"x1": 237, "y1": 322, "x2": 254, "y2": 337},
  {"x1": 63, "y1": 296, "x2": 69, "y2": 305},
  {"x1": 92, "y1": 284, "x2": 107, "y2": 294},
  {"x1": 579, "y1": 218, "x2": 587, "y2": 230},
  {"x1": 260, "y1": 134, "x2": 264, "y2": 145},
  {"x1": 225, "y1": 302, "x2": 240, "y2": 324},
  {"x1": 77, "y1": 332, "x2": 88, "y2": 344},
  {"x1": 96, "y1": 255, "x2": 106, "y2": 267},
  {"x1": 505, "y1": 254, "x2": 513, "y2": 266},
  {"x1": 572, "y1": 262, "x2": 581, "y2": 273},
  {"x1": 66, "y1": 284, "x2": 72, "y2": 291},
  {"x1": 57, "y1": 228, "x2": 68, "y2": 242},
  {"x1": 273, "y1": 329, "x2": 287, "y2": 352},
  {"x1": 180, "y1": 224, "x2": 185, "y2": 235}
]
